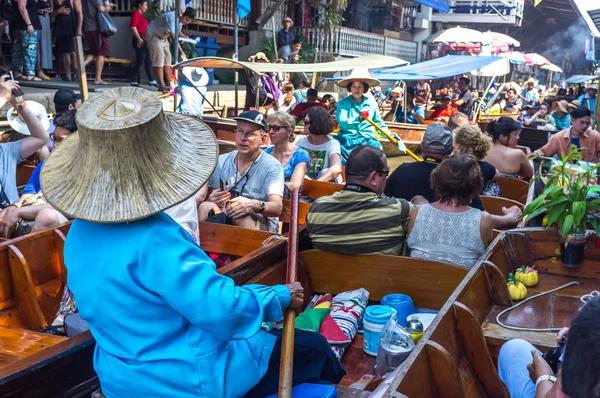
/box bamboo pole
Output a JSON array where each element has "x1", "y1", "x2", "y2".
[
  {"x1": 362, "y1": 115, "x2": 422, "y2": 162},
  {"x1": 271, "y1": 16, "x2": 278, "y2": 61},
  {"x1": 234, "y1": 0, "x2": 239, "y2": 115},
  {"x1": 74, "y1": 37, "x2": 88, "y2": 102},
  {"x1": 278, "y1": 189, "x2": 300, "y2": 398}
]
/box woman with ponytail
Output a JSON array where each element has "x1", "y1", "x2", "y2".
[
  {"x1": 483, "y1": 117, "x2": 533, "y2": 180},
  {"x1": 278, "y1": 82, "x2": 296, "y2": 112}
]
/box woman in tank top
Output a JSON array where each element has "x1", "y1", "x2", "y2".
[{"x1": 406, "y1": 155, "x2": 493, "y2": 269}]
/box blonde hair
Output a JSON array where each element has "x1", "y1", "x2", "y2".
[
  {"x1": 282, "y1": 83, "x2": 295, "y2": 107},
  {"x1": 267, "y1": 111, "x2": 297, "y2": 142},
  {"x1": 453, "y1": 124, "x2": 492, "y2": 160}
]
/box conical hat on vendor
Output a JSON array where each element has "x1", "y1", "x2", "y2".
[
  {"x1": 337, "y1": 67, "x2": 380, "y2": 88},
  {"x1": 40, "y1": 87, "x2": 218, "y2": 224}
]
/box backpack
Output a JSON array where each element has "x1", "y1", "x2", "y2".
[{"x1": 0, "y1": 0, "x2": 18, "y2": 22}]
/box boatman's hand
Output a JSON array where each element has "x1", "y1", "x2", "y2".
[
  {"x1": 225, "y1": 196, "x2": 255, "y2": 219},
  {"x1": 359, "y1": 110, "x2": 369, "y2": 122},
  {"x1": 0, "y1": 206, "x2": 19, "y2": 238},
  {"x1": 284, "y1": 282, "x2": 304, "y2": 309}
]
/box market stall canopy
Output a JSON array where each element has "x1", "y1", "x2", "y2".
[
  {"x1": 565, "y1": 75, "x2": 599, "y2": 84},
  {"x1": 525, "y1": 53, "x2": 551, "y2": 66},
  {"x1": 174, "y1": 55, "x2": 409, "y2": 74},
  {"x1": 541, "y1": 63, "x2": 563, "y2": 73},
  {"x1": 357, "y1": 55, "x2": 509, "y2": 81},
  {"x1": 499, "y1": 51, "x2": 533, "y2": 65},
  {"x1": 482, "y1": 31, "x2": 520, "y2": 47},
  {"x1": 425, "y1": 27, "x2": 491, "y2": 44}
]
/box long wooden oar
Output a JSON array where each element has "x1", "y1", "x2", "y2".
[
  {"x1": 362, "y1": 116, "x2": 422, "y2": 162},
  {"x1": 278, "y1": 189, "x2": 300, "y2": 398}
]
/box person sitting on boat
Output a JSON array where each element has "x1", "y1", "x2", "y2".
[
  {"x1": 245, "y1": 52, "x2": 279, "y2": 111},
  {"x1": 551, "y1": 100, "x2": 572, "y2": 131},
  {"x1": 40, "y1": 88, "x2": 344, "y2": 398},
  {"x1": 448, "y1": 111, "x2": 469, "y2": 131},
  {"x1": 503, "y1": 88, "x2": 522, "y2": 113},
  {"x1": 394, "y1": 90, "x2": 425, "y2": 124},
  {"x1": 335, "y1": 67, "x2": 390, "y2": 164},
  {"x1": 199, "y1": 110, "x2": 285, "y2": 233},
  {"x1": 532, "y1": 107, "x2": 600, "y2": 163},
  {"x1": 521, "y1": 78, "x2": 539, "y2": 104},
  {"x1": 286, "y1": 39, "x2": 302, "y2": 64},
  {"x1": 0, "y1": 78, "x2": 50, "y2": 210},
  {"x1": 306, "y1": 145, "x2": 415, "y2": 256},
  {"x1": 385, "y1": 123, "x2": 521, "y2": 229},
  {"x1": 289, "y1": 88, "x2": 323, "y2": 120},
  {"x1": 577, "y1": 83, "x2": 596, "y2": 119},
  {"x1": 483, "y1": 117, "x2": 533, "y2": 180},
  {"x1": 524, "y1": 102, "x2": 556, "y2": 132},
  {"x1": 406, "y1": 155, "x2": 493, "y2": 269},
  {"x1": 520, "y1": 103, "x2": 540, "y2": 128},
  {"x1": 453, "y1": 77, "x2": 474, "y2": 119},
  {"x1": 297, "y1": 107, "x2": 343, "y2": 183},
  {"x1": 278, "y1": 82, "x2": 296, "y2": 113},
  {"x1": 414, "y1": 79, "x2": 430, "y2": 114},
  {"x1": 320, "y1": 94, "x2": 337, "y2": 115},
  {"x1": 265, "y1": 111, "x2": 309, "y2": 197},
  {"x1": 430, "y1": 95, "x2": 458, "y2": 122},
  {"x1": 567, "y1": 99, "x2": 581, "y2": 116},
  {"x1": 294, "y1": 78, "x2": 311, "y2": 104},
  {"x1": 454, "y1": 124, "x2": 501, "y2": 197},
  {"x1": 498, "y1": 296, "x2": 600, "y2": 398}
]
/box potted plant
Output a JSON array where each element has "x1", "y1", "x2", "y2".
[{"x1": 521, "y1": 149, "x2": 600, "y2": 267}]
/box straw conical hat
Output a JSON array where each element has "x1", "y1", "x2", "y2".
[
  {"x1": 337, "y1": 67, "x2": 380, "y2": 88},
  {"x1": 40, "y1": 87, "x2": 218, "y2": 223}
]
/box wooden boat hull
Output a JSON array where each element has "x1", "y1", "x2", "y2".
[{"x1": 0, "y1": 221, "x2": 297, "y2": 397}]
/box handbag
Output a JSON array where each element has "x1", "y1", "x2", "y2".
[{"x1": 98, "y1": 10, "x2": 117, "y2": 37}]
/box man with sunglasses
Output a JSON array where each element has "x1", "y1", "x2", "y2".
[
  {"x1": 306, "y1": 145, "x2": 415, "y2": 256},
  {"x1": 200, "y1": 110, "x2": 284, "y2": 232},
  {"x1": 430, "y1": 94, "x2": 458, "y2": 122}
]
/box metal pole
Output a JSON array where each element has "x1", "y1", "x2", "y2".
[
  {"x1": 173, "y1": 0, "x2": 181, "y2": 112},
  {"x1": 234, "y1": 0, "x2": 239, "y2": 115}
]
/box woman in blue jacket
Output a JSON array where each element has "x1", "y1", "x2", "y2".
[{"x1": 40, "y1": 87, "x2": 343, "y2": 398}]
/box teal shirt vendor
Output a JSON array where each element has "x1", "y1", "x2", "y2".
[
  {"x1": 335, "y1": 68, "x2": 388, "y2": 164},
  {"x1": 40, "y1": 87, "x2": 344, "y2": 398}
]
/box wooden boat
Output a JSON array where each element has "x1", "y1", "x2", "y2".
[
  {"x1": 372, "y1": 227, "x2": 596, "y2": 396},
  {"x1": 478, "y1": 113, "x2": 520, "y2": 133},
  {"x1": 0, "y1": 220, "x2": 293, "y2": 397},
  {"x1": 247, "y1": 250, "x2": 470, "y2": 396}
]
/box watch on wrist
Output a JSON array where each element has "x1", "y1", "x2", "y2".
[
  {"x1": 535, "y1": 375, "x2": 557, "y2": 388},
  {"x1": 16, "y1": 102, "x2": 27, "y2": 111},
  {"x1": 257, "y1": 201, "x2": 266, "y2": 213}
]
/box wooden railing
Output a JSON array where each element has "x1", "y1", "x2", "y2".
[
  {"x1": 432, "y1": 0, "x2": 524, "y2": 25},
  {"x1": 301, "y1": 27, "x2": 418, "y2": 63}
]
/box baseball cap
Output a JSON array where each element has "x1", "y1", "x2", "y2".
[
  {"x1": 422, "y1": 122, "x2": 453, "y2": 155},
  {"x1": 232, "y1": 110, "x2": 268, "y2": 132},
  {"x1": 442, "y1": 94, "x2": 452, "y2": 100},
  {"x1": 589, "y1": 84, "x2": 598, "y2": 90},
  {"x1": 54, "y1": 89, "x2": 83, "y2": 111}
]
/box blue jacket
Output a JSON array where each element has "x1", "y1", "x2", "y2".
[
  {"x1": 578, "y1": 94, "x2": 596, "y2": 118},
  {"x1": 65, "y1": 212, "x2": 290, "y2": 398},
  {"x1": 336, "y1": 95, "x2": 390, "y2": 139}
]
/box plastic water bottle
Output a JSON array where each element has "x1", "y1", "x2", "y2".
[{"x1": 374, "y1": 313, "x2": 415, "y2": 376}]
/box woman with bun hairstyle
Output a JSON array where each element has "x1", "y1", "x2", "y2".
[{"x1": 483, "y1": 116, "x2": 533, "y2": 180}]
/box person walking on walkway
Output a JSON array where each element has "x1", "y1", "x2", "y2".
[
  {"x1": 129, "y1": 0, "x2": 158, "y2": 87},
  {"x1": 82, "y1": 0, "x2": 116, "y2": 85}
]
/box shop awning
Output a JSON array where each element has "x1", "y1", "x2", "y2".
[
  {"x1": 565, "y1": 75, "x2": 599, "y2": 84},
  {"x1": 366, "y1": 55, "x2": 509, "y2": 81},
  {"x1": 413, "y1": 0, "x2": 450, "y2": 13},
  {"x1": 175, "y1": 55, "x2": 409, "y2": 74}
]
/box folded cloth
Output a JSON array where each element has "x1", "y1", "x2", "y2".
[
  {"x1": 296, "y1": 294, "x2": 333, "y2": 332},
  {"x1": 326, "y1": 288, "x2": 370, "y2": 359}
]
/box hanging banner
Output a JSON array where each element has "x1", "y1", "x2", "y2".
[{"x1": 412, "y1": 0, "x2": 450, "y2": 13}]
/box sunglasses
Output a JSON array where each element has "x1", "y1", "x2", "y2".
[
  {"x1": 267, "y1": 125, "x2": 287, "y2": 132},
  {"x1": 373, "y1": 168, "x2": 390, "y2": 177}
]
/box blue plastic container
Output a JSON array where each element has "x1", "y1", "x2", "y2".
[
  {"x1": 381, "y1": 294, "x2": 416, "y2": 324},
  {"x1": 363, "y1": 305, "x2": 396, "y2": 356}
]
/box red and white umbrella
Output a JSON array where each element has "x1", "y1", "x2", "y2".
[
  {"x1": 525, "y1": 53, "x2": 551, "y2": 66},
  {"x1": 500, "y1": 51, "x2": 534, "y2": 65}
]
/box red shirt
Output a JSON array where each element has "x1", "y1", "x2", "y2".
[
  {"x1": 289, "y1": 102, "x2": 324, "y2": 119},
  {"x1": 430, "y1": 105, "x2": 458, "y2": 119},
  {"x1": 130, "y1": 10, "x2": 149, "y2": 36}
]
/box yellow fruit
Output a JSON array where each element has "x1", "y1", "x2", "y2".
[
  {"x1": 508, "y1": 281, "x2": 528, "y2": 300},
  {"x1": 515, "y1": 266, "x2": 539, "y2": 287}
]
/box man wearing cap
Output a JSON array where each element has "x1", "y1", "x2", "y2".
[
  {"x1": 430, "y1": 95, "x2": 458, "y2": 121},
  {"x1": 385, "y1": 123, "x2": 521, "y2": 229},
  {"x1": 289, "y1": 88, "x2": 323, "y2": 120},
  {"x1": 521, "y1": 78, "x2": 539, "y2": 104},
  {"x1": 306, "y1": 145, "x2": 415, "y2": 256},
  {"x1": 394, "y1": 90, "x2": 425, "y2": 124},
  {"x1": 199, "y1": 110, "x2": 284, "y2": 232},
  {"x1": 551, "y1": 100, "x2": 572, "y2": 131},
  {"x1": 453, "y1": 77, "x2": 474, "y2": 119},
  {"x1": 336, "y1": 68, "x2": 391, "y2": 163},
  {"x1": 277, "y1": 17, "x2": 295, "y2": 60},
  {"x1": 520, "y1": 103, "x2": 541, "y2": 129},
  {"x1": 41, "y1": 87, "x2": 342, "y2": 398},
  {"x1": 503, "y1": 88, "x2": 521, "y2": 113},
  {"x1": 578, "y1": 84, "x2": 597, "y2": 119},
  {"x1": 146, "y1": 7, "x2": 195, "y2": 93}
]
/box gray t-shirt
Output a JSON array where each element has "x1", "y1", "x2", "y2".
[
  {"x1": 146, "y1": 11, "x2": 181, "y2": 38},
  {"x1": 0, "y1": 141, "x2": 23, "y2": 204},
  {"x1": 82, "y1": 0, "x2": 103, "y2": 32},
  {"x1": 208, "y1": 150, "x2": 284, "y2": 232}
]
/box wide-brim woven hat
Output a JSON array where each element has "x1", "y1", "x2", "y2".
[
  {"x1": 337, "y1": 67, "x2": 380, "y2": 88},
  {"x1": 7, "y1": 100, "x2": 50, "y2": 135},
  {"x1": 556, "y1": 100, "x2": 569, "y2": 113},
  {"x1": 40, "y1": 87, "x2": 218, "y2": 223}
]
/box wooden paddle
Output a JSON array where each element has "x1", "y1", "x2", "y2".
[
  {"x1": 362, "y1": 115, "x2": 423, "y2": 162},
  {"x1": 278, "y1": 189, "x2": 300, "y2": 398}
]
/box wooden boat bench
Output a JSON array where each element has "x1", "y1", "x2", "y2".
[{"x1": 0, "y1": 326, "x2": 66, "y2": 366}]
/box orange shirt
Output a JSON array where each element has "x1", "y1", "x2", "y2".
[
  {"x1": 537, "y1": 128, "x2": 600, "y2": 163},
  {"x1": 430, "y1": 105, "x2": 458, "y2": 119}
]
